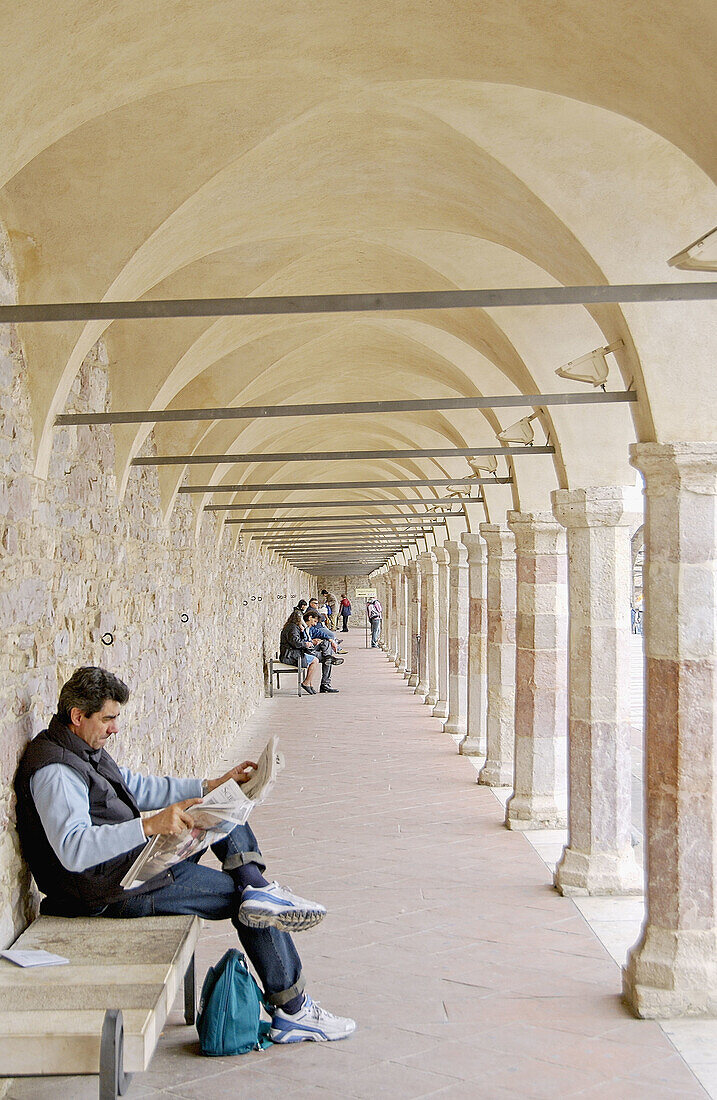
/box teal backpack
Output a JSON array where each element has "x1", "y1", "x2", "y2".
[{"x1": 196, "y1": 949, "x2": 272, "y2": 1056}]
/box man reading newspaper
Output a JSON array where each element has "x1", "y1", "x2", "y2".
[{"x1": 14, "y1": 666, "x2": 355, "y2": 1044}]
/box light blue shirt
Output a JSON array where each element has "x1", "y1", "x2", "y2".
[{"x1": 29, "y1": 764, "x2": 203, "y2": 873}]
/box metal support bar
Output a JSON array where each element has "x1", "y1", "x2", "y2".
[
  {"x1": 207, "y1": 498, "x2": 474, "y2": 511},
  {"x1": 183, "y1": 955, "x2": 196, "y2": 1026},
  {"x1": 180, "y1": 476, "x2": 511, "y2": 493},
  {"x1": 56, "y1": 391, "x2": 635, "y2": 427},
  {"x1": 5, "y1": 282, "x2": 716, "y2": 325},
  {"x1": 228, "y1": 516, "x2": 447, "y2": 526},
  {"x1": 99, "y1": 1009, "x2": 132, "y2": 1100},
  {"x1": 133, "y1": 445, "x2": 554, "y2": 466}
]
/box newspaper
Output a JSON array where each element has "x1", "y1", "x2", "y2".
[{"x1": 121, "y1": 737, "x2": 284, "y2": 890}]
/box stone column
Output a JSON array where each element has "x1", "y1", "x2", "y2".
[
  {"x1": 459, "y1": 533, "x2": 487, "y2": 757},
  {"x1": 432, "y1": 547, "x2": 450, "y2": 719},
  {"x1": 405, "y1": 560, "x2": 420, "y2": 687},
  {"x1": 416, "y1": 552, "x2": 439, "y2": 705},
  {"x1": 396, "y1": 567, "x2": 408, "y2": 673},
  {"x1": 623, "y1": 444, "x2": 717, "y2": 1017},
  {"x1": 552, "y1": 487, "x2": 642, "y2": 896},
  {"x1": 505, "y1": 511, "x2": 568, "y2": 829},
  {"x1": 389, "y1": 567, "x2": 401, "y2": 662},
  {"x1": 478, "y1": 523, "x2": 517, "y2": 787},
  {"x1": 444, "y1": 541, "x2": 468, "y2": 735}
]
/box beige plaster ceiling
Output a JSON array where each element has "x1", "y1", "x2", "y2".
[{"x1": 1, "y1": 0, "x2": 715, "y2": 567}]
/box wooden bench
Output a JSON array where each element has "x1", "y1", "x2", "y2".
[
  {"x1": 0, "y1": 913, "x2": 200, "y2": 1099},
  {"x1": 268, "y1": 655, "x2": 302, "y2": 697}
]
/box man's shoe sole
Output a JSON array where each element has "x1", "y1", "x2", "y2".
[{"x1": 237, "y1": 907, "x2": 326, "y2": 932}]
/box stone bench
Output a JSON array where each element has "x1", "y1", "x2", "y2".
[{"x1": 0, "y1": 913, "x2": 200, "y2": 1099}]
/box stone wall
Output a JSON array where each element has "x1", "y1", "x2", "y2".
[
  {"x1": 0, "y1": 236, "x2": 307, "y2": 950},
  {"x1": 313, "y1": 574, "x2": 372, "y2": 622}
]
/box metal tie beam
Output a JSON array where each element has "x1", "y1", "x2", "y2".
[
  {"x1": 56, "y1": 391, "x2": 635, "y2": 426},
  {"x1": 133, "y1": 445, "x2": 554, "y2": 466},
  {"x1": 207, "y1": 498, "x2": 475, "y2": 511},
  {"x1": 181, "y1": 476, "x2": 510, "y2": 493},
  {"x1": 4, "y1": 282, "x2": 717, "y2": 325},
  {"x1": 226, "y1": 515, "x2": 447, "y2": 524}
]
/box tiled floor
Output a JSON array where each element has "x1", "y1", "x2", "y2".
[{"x1": 6, "y1": 633, "x2": 712, "y2": 1099}]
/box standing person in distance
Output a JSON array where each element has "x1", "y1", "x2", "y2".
[
  {"x1": 320, "y1": 590, "x2": 338, "y2": 631},
  {"x1": 366, "y1": 596, "x2": 383, "y2": 648},
  {"x1": 339, "y1": 594, "x2": 352, "y2": 632}
]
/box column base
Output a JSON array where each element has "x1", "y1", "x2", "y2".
[
  {"x1": 414, "y1": 680, "x2": 429, "y2": 697},
  {"x1": 443, "y1": 718, "x2": 466, "y2": 736},
  {"x1": 478, "y1": 758, "x2": 514, "y2": 787},
  {"x1": 397, "y1": 661, "x2": 407, "y2": 674},
  {"x1": 505, "y1": 793, "x2": 567, "y2": 830},
  {"x1": 432, "y1": 700, "x2": 449, "y2": 719},
  {"x1": 407, "y1": 673, "x2": 419, "y2": 687},
  {"x1": 554, "y1": 846, "x2": 643, "y2": 897},
  {"x1": 425, "y1": 691, "x2": 439, "y2": 707},
  {"x1": 623, "y1": 928, "x2": 717, "y2": 1018},
  {"x1": 458, "y1": 733, "x2": 486, "y2": 757}
]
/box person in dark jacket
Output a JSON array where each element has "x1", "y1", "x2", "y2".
[
  {"x1": 339, "y1": 594, "x2": 352, "y2": 632},
  {"x1": 280, "y1": 609, "x2": 340, "y2": 695},
  {"x1": 14, "y1": 666, "x2": 356, "y2": 1044}
]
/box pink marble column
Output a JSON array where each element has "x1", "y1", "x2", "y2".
[
  {"x1": 505, "y1": 511, "x2": 568, "y2": 829},
  {"x1": 623, "y1": 444, "x2": 717, "y2": 1017},
  {"x1": 432, "y1": 547, "x2": 450, "y2": 719},
  {"x1": 405, "y1": 560, "x2": 420, "y2": 687},
  {"x1": 396, "y1": 566, "x2": 408, "y2": 674},
  {"x1": 444, "y1": 540, "x2": 468, "y2": 735},
  {"x1": 385, "y1": 568, "x2": 398, "y2": 661},
  {"x1": 459, "y1": 533, "x2": 487, "y2": 757},
  {"x1": 478, "y1": 523, "x2": 517, "y2": 788},
  {"x1": 416, "y1": 552, "x2": 440, "y2": 706},
  {"x1": 552, "y1": 487, "x2": 642, "y2": 896}
]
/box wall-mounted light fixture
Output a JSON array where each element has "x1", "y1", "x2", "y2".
[
  {"x1": 668, "y1": 226, "x2": 717, "y2": 271},
  {"x1": 467, "y1": 454, "x2": 498, "y2": 477},
  {"x1": 554, "y1": 340, "x2": 623, "y2": 389},
  {"x1": 497, "y1": 413, "x2": 540, "y2": 446}
]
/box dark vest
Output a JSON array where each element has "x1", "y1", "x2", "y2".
[{"x1": 14, "y1": 717, "x2": 167, "y2": 915}]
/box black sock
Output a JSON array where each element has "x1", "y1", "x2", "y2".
[
  {"x1": 232, "y1": 863, "x2": 269, "y2": 891},
  {"x1": 281, "y1": 991, "x2": 306, "y2": 1015}
]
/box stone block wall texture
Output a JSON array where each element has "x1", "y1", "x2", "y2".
[
  {"x1": 0, "y1": 237, "x2": 308, "y2": 950},
  {"x1": 313, "y1": 575, "x2": 372, "y2": 614}
]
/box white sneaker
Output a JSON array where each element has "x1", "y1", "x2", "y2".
[
  {"x1": 270, "y1": 994, "x2": 356, "y2": 1043},
  {"x1": 237, "y1": 881, "x2": 326, "y2": 932}
]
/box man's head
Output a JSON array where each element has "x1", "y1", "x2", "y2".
[
  {"x1": 320, "y1": 590, "x2": 328, "y2": 597},
  {"x1": 296, "y1": 599, "x2": 307, "y2": 611},
  {"x1": 308, "y1": 598, "x2": 319, "y2": 609},
  {"x1": 57, "y1": 666, "x2": 129, "y2": 751},
  {"x1": 304, "y1": 610, "x2": 319, "y2": 626}
]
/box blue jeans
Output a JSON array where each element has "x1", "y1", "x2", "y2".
[
  {"x1": 103, "y1": 824, "x2": 304, "y2": 1007},
  {"x1": 370, "y1": 617, "x2": 381, "y2": 646}
]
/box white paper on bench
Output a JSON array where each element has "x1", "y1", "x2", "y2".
[{"x1": 1, "y1": 949, "x2": 69, "y2": 967}]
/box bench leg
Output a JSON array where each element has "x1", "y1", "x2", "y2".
[
  {"x1": 99, "y1": 1009, "x2": 132, "y2": 1100},
  {"x1": 269, "y1": 663, "x2": 274, "y2": 698},
  {"x1": 184, "y1": 953, "x2": 196, "y2": 1026}
]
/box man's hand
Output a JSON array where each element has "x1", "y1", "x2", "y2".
[
  {"x1": 142, "y1": 798, "x2": 201, "y2": 837},
  {"x1": 205, "y1": 762, "x2": 257, "y2": 793}
]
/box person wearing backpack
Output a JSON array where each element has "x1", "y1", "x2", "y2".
[{"x1": 366, "y1": 597, "x2": 383, "y2": 647}]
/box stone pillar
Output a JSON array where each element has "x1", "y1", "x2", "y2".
[
  {"x1": 477, "y1": 523, "x2": 517, "y2": 787},
  {"x1": 459, "y1": 533, "x2": 487, "y2": 756},
  {"x1": 505, "y1": 511, "x2": 568, "y2": 830},
  {"x1": 444, "y1": 541, "x2": 468, "y2": 735},
  {"x1": 396, "y1": 567, "x2": 408, "y2": 673},
  {"x1": 389, "y1": 567, "x2": 401, "y2": 662},
  {"x1": 416, "y1": 552, "x2": 439, "y2": 705},
  {"x1": 405, "y1": 560, "x2": 420, "y2": 687},
  {"x1": 623, "y1": 444, "x2": 717, "y2": 1017},
  {"x1": 432, "y1": 547, "x2": 450, "y2": 719},
  {"x1": 552, "y1": 487, "x2": 642, "y2": 897}
]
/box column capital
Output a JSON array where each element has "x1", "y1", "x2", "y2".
[
  {"x1": 444, "y1": 540, "x2": 468, "y2": 567},
  {"x1": 630, "y1": 442, "x2": 717, "y2": 493},
  {"x1": 417, "y1": 550, "x2": 438, "y2": 573},
  {"x1": 461, "y1": 531, "x2": 486, "y2": 563},
  {"x1": 432, "y1": 545, "x2": 450, "y2": 566},
  {"x1": 405, "y1": 558, "x2": 419, "y2": 578},
  {"x1": 551, "y1": 486, "x2": 640, "y2": 530},
  {"x1": 479, "y1": 521, "x2": 516, "y2": 558},
  {"x1": 508, "y1": 510, "x2": 565, "y2": 555}
]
